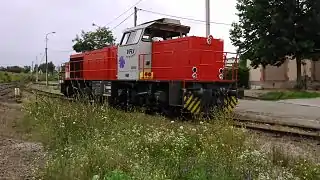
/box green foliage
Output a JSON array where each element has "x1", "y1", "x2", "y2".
[
  {"x1": 21, "y1": 98, "x2": 320, "y2": 179},
  {"x1": 230, "y1": 0, "x2": 320, "y2": 86},
  {"x1": 226, "y1": 67, "x2": 250, "y2": 89},
  {"x1": 1, "y1": 66, "x2": 30, "y2": 73},
  {"x1": 35, "y1": 61, "x2": 56, "y2": 74},
  {"x1": 72, "y1": 27, "x2": 116, "y2": 53},
  {"x1": 23, "y1": 66, "x2": 31, "y2": 73},
  {"x1": 259, "y1": 90, "x2": 320, "y2": 100},
  {"x1": 239, "y1": 58, "x2": 247, "y2": 69},
  {"x1": 0, "y1": 71, "x2": 33, "y2": 83}
]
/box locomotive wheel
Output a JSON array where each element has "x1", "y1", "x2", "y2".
[{"x1": 65, "y1": 85, "x2": 74, "y2": 97}]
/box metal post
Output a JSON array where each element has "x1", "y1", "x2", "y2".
[
  {"x1": 31, "y1": 61, "x2": 34, "y2": 73},
  {"x1": 45, "y1": 37, "x2": 48, "y2": 86},
  {"x1": 134, "y1": 7, "x2": 138, "y2": 26},
  {"x1": 205, "y1": 0, "x2": 210, "y2": 37},
  {"x1": 36, "y1": 56, "x2": 38, "y2": 82},
  {"x1": 45, "y1": 32, "x2": 56, "y2": 86}
]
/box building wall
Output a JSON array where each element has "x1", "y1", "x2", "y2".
[
  {"x1": 314, "y1": 61, "x2": 320, "y2": 81},
  {"x1": 246, "y1": 60, "x2": 263, "y2": 89},
  {"x1": 248, "y1": 58, "x2": 320, "y2": 89}
]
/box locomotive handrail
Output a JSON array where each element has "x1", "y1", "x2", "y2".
[
  {"x1": 138, "y1": 49, "x2": 239, "y2": 82},
  {"x1": 64, "y1": 48, "x2": 239, "y2": 82}
]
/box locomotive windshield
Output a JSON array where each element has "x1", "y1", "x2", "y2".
[
  {"x1": 119, "y1": 18, "x2": 191, "y2": 45},
  {"x1": 120, "y1": 29, "x2": 143, "y2": 45}
]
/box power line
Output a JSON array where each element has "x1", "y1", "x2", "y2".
[
  {"x1": 105, "y1": 0, "x2": 145, "y2": 26},
  {"x1": 111, "y1": 12, "x2": 135, "y2": 31},
  {"x1": 138, "y1": 8, "x2": 232, "y2": 26},
  {"x1": 51, "y1": 49, "x2": 74, "y2": 53}
]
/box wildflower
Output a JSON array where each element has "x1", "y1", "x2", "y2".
[
  {"x1": 200, "y1": 121, "x2": 204, "y2": 125},
  {"x1": 72, "y1": 121, "x2": 76, "y2": 124},
  {"x1": 170, "y1": 121, "x2": 174, "y2": 123},
  {"x1": 92, "y1": 175, "x2": 99, "y2": 180},
  {"x1": 179, "y1": 126, "x2": 183, "y2": 130}
]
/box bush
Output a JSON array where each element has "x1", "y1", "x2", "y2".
[{"x1": 226, "y1": 67, "x2": 250, "y2": 89}]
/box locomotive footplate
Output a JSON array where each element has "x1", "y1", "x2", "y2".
[{"x1": 182, "y1": 89, "x2": 239, "y2": 116}]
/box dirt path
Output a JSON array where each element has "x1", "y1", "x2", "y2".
[{"x1": 0, "y1": 87, "x2": 45, "y2": 180}]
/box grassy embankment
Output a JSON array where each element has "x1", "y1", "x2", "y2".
[
  {"x1": 0, "y1": 71, "x2": 30, "y2": 83},
  {"x1": 259, "y1": 90, "x2": 320, "y2": 100},
  {"x1": 0, "y1": 71, "x2": 60, "y2": 85},
  {"x1": 21, "y1": 97, "x2": 319, "y2": 180}
]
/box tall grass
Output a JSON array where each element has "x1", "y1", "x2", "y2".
[
  {"x1": 0, "y1": 71, "x2": 36, "y2": 83},
  {"x1": 22, "y1": 97, "x2": 320, "y2": 180}
]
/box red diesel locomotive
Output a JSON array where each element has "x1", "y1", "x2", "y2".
[{"x1": 60, "y1": 18, "x2": 239, "y2": 116}]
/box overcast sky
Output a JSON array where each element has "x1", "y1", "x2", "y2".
[{"x1": 0, "y1": 0, "x2": 238, "y2": 67}]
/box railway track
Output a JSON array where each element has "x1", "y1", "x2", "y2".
[
  {"x1": 23, "y1": 86, "x2": 320, "y2": 139},
  {"x1": 0, "y1": 82, "x2": 17, "y2": 97},
  {"x1": 233, "y1": 117, "x2": 320, "y2": 139},
  {"x1": 23, "y1": 87, "x2": 68, "y2": 100}
]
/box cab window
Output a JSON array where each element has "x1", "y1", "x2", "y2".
[
  {"x1": 120, "y1": 29, "x2": 142, "y2": 45},
  {"x1": 120, "y1": 32, "x2": 130, "y2": 45}
]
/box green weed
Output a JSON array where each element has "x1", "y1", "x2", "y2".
[
  {"x1": 260, "y1": 90, "x2": 320, "y2": 100},
  {"x1": 22, "y1": 97, "x2": 320, "y2": 180}
]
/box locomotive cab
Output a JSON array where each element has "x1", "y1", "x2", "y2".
[{"x1": 117, "y1": 18, "x2": 190, "y2": 80}]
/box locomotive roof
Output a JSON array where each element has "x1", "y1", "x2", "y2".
[{"x1": 123, "y1": 18, "x2": 191, "y2": 36}]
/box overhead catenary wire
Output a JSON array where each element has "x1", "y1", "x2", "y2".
[
  {"x1": 111, "y1": 12, "x2": 135, "y2": 31},
  {"x1": 50, "y1": 49, "x2": 75, "y2": 53},
  {"x1": 105, "y1": 0, "x2": 145, "y2": 26},
  {"x1": 137, "y1": 8, "x2": 232, "y2": 26}
]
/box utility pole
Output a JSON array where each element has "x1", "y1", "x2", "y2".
[
  {"x1": 205, "y1": 0, "x2": 210, "y2": 37},
  {"x1": 36, "y1": 56, "x2": 38, "y2": 82},
  {"x1": 134, "y1": 7, "x2": 138, "y2": 26},
  {"x1": 45, "y1": 31, "x2": 56, "y2": 86},
  {"x1": 31, "y1": 61, "x2": 34, "y2": 73}
]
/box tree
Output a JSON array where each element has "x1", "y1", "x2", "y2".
[
  {"x1": 5, "y1": 66, "x2": 23, "y2": 73},
  {"x1": 230, "y1": 0, "x2": 320, "y2": 88},
  {"x1": 23, "y1": 66, "x2": 31, "y2": 73},
  {"x1": 72, "y1": 27, "x2": 116, "y2": 53},
  {"x1": 38, "y1": 62, "x2": 55, "y2": 74}
]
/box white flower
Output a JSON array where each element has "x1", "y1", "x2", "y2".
[
  {"x1": 92, "y1": 175, "x2": 99, "y2": 180},
  {"x1": 200, "y1": 121, "x2": 204, "y2": 124},
  {"x1": 170, "y1": 121, "x2": 174, "y2": 123},
  {"x1": 179, "y1": 126, "x2": 183, "y2": 130}
]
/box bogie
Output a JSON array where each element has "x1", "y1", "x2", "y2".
[{"x1": 61, "y1": 79, "x2": 238, "y2": 118}]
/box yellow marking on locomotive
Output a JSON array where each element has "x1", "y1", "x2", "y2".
[
  {"x1": 183, "y1": 93, "x2": 201, "y2": 114},
  {"x1": 224, "y1": 95, "x2": 238, "y2": 113},
  {"x1": 139, "y1": 71, "x2": 154, "y2": 80},
  {"x1": 187, "y1": 97, "x2": 198, "y2": 111},
  {"x1": 195, "y1": 107, "x2": 201, "y2": 114},
  {"x1": 191, "y1": 100, "x2": 201, "y2": 113},
  {"x1": 184, "y1": 94, "x2": 194, "y2": 108}
]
